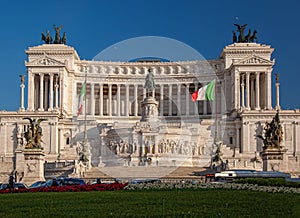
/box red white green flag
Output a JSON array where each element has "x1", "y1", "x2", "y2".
[
  {"x1": 191, "y1": 80, "x2": 215, "y2": 101},
  {"x1": 77, "y1": 82, "x2": 86, "y2": 116}
]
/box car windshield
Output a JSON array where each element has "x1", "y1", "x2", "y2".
[{"x1": 29, "y1": 181, "x2": 46, "y2": 188}]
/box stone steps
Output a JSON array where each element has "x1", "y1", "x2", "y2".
[{"x1": 83, "y1": 166, "x2": 207, "y2": 180}]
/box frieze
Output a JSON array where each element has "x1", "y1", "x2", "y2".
[
  {"x1": 26, "y1": 56, "x2": 65, "y2": 66},
  {"x1": 235, "y1": 55, "x2": 273, "y2": 65},
  {"x1": 74, "y1": 61, "x2": 217, "y2": 76},
  {"x1": 241, "y1": 114, "x2": 300, "y2": 120}
]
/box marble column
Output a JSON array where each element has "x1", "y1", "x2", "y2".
[
  {"x1": 177, "y1": 84, "x2": 181, "y2": 115},
  {"x1": 44, "y1": 76, "x2": 49, "y2": 110},
  {"x1": 275, "y1": 74, "x2": 281, "y2": 110},
  {"x1": 59, "y1": 73, "x2": 63, "y2": 112},
  {"x1": 117, "y1": 84, "x2": 121, "y2": 116},
  {"x1": 266, "y1": 71, "x2": 272, "y2": 109},
  {"x1": 19, "y1": 75, "x2": 25, "y2": 111},
  {"x1": 99, "y1": 83, "x2": 103, "y2": 116},
  {"x1": 203, "y1": 82, "x2": 207, "y2": 115},
  {"x1": 125, "y1": 84, "x2": 129, "y2": 116},
  {"x1": 241, "y1": 77, "x2": 245, "y2": 109},
  {"x1": 27, "y1": 72, "x2": 35, "y2": 111},
  {"x1": 250, "y1": 76, "x2": 254, "y2": 109},
  {"x1": 39, "y1": 73, "x2": 44, "y2": 111},
  {"x1": 246, "y1": 72, "x2": 250, "y2": 110},
  {"x1": 134, "y1": 84, "x2": 138, "y2": 116},
  {"x1": 108, "y1": 84, "x2": 112, "y2": 116},
  {"x1": 275, "y1": 82, "x2": 280, "y2": 110},
  {"x1": 235, "y1": 70, "x2": 240, "y2": 109},
  {"x1": 54, "y1": 76, "x2": 59, "y2": 109},
  {"x1": 49, "y1": 73, "x2": 54, "y2": 110},
  {"x1": 185, "y1": 84, "x2": 190, "y2": 115},
  {"x1": 255, "y1": 72, "x2": 260, "y2": 110},
  {"x1": 194, "y1": 83, "x2": 198, "y2": 115},
  {"x1": 160, "y1": 84, "x2": 164, "y2": 116},
  {"x1": 91, "y1": 83, "x2": 95, "y2": 116},
  {"x1": 168, "y1": 84, "x2": 172, "y2": 116}
]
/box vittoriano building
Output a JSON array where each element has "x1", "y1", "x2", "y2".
[{"x1": 0, "y1": 39, "x2": 300, "y2": 182}]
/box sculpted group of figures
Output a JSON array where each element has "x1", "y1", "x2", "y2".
[
  {"x1": 41, "y1": 25, "x2": 66, "y2": 44},
  {"x1": 107, "y1": 138, "x2": 204, "y2": 156},
  {"x1": 158, "y1": 139, "x2": 202, "y2": 155},
  {"x1": 232, "y1": 24, "x2": 258, "y2": 43},
  {"x1": 257, "y1": 110, "x2": 284, "y2": 149},
  {"x1": 17, "y1": 118, "x2": 47, "y2": 149}
]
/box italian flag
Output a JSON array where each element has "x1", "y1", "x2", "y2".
[
  {"x1": 77, "y1": 82, "x2": 86, "y2": 116},
  {"x1": 191, "y1": 80, "x2": 215, "y2": 101}
]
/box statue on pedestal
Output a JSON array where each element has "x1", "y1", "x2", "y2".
[
  {"x1": 23, "y1": 118, "x2": 47, "y2": 149},
  {"x1": 144, "y1": 68, "x2": 155, "y2": 97},
  {"x1": 257, "y1": 110, "x2": 283, "y2": 149}
]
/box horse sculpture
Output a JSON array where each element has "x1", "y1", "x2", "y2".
[
  {"x1": 41, "y1": 30, "x2": 53, "y2": 44},
  {"x1": 249, "y1": 30, "x2": 258, "y2": 43},
  {"x1": 41, "y1": 25, "x2": 67, "y2": 44}
]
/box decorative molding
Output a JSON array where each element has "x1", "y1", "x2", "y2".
[
  {"x1": 235, "y1": 55, "x2": 274, "y2": 65},
  {"x1": 25, "y1": 56, "x2": 65, "y2": 67}
]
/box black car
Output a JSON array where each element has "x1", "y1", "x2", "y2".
[
  {"x1": 35, "y1": 177, "x2": 85, "y2": 188},
  {"x1": 0, "y1": 182, "x2": 27, "y2": 190}
]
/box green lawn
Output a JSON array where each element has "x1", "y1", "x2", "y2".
[{"x1": 0, "y1": 189, "x2": 299, "y2": 217}]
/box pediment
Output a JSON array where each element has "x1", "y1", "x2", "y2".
[
  {"x1": 235, "y1": 55, "x2": 274, "y2": 65},
  {"x1": 25, "y1": 56, "x2": 65, "y2": 66}
]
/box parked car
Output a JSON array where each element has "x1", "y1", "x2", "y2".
[
  {"x1": 28, "y1": 181, "x2": 47, "y2": 189},
  {"x1": 129, "y1": 178, "x2": 160, "y2": 184},
  {"x1": 32, "y1": 177, "x2": 85, "y2": 188},
  {"x1": 0, "y1": 182, "x2": 28, "y2": 190},
  {"x1": 58, "y1": 177, "x2": 85, "y2": 186}
]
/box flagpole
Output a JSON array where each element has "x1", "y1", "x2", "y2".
[
  {"x1": 83, "y1": 66, "x2": 87, "y2": 149},
  {"x1": 214, "y1": 64, "x2": 218, "y2": 143}
]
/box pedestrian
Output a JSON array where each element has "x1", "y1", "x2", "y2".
[{"x1": 9, "y1": 174, "x2": 14, "y2": 193}]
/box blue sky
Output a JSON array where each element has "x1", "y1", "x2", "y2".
[{"x1": 0, "y1": 0, "x2": 299, "y2": 110}]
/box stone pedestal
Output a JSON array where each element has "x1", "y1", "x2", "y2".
[
  {"x1": 22, "y1": 149, "x2": 45, "y2": 185},
  {"x1": 261, "y1": 148, "x2": 287, "y2": 171},
  {"x1": 141, "y1": 96, "x2": 159, "y2": 122}
]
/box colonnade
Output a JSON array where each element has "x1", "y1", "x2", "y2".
[
  {"x1": 238, "y1": 71, "x2": 272, "y2": 110},
  {"x1": 77, "y1": 82, "x2": 213, "y2": 117},
  {"x1": 24, "y1": 73, "x2": 218, "y2": 116},
  {"x1": 27, "y1": 73, "x2": 60, "y2": 111}
]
